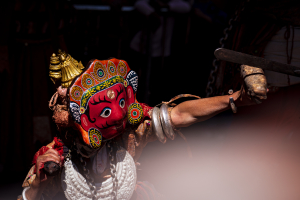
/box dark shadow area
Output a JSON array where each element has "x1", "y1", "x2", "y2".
[{"x1": 2, "y1": 0, "x2": 300, "y2": 199}]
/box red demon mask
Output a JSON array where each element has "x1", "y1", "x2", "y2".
[{"x1": 68, "y1": 58, "x2": 143, "y2": 149}]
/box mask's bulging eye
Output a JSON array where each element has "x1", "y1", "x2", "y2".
[
  {"x1": 100, "y1": 107, "x2": 111, "y2": 118},
  {"x1": 119, "y1": 98, "x2": 125, "y2": 108}
]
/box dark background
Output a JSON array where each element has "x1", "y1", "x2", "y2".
[{"x1": 4, "y1": 0, "x2": 300, "y2": 200}]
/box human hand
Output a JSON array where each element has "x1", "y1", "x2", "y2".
[
  {"x1": 32, "y1": 149, "x2": 63, "y2": 189},
  {"x1": 241, "y1": 64, "x2": 268, "y2": 104},
  {"x1": 234, "y1": 85, "x2": 269, "y2": 107}
]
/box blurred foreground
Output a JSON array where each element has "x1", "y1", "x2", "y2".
[{"x1": 1, "y1": 109, "x2": 300, "y2": 200}]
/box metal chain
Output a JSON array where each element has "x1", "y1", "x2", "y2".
[
  {"x1": 107, "y1": 140, "x2": 118, "y2": 200},
  {"x1": 74, "y1": 142, "x2": 97, "y2": 200},
  {"x1": 205, "y1": 0, "x2": 251, "y2": 97},
  {"x1": 71, "y1": 140, "x2": 118, "y2": 200}
]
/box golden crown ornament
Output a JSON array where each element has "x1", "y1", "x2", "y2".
[{"x1": 49, "y1": 50, "x2": 84, "y2": 88}]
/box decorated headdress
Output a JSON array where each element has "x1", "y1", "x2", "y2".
[
  {"x1": 69, "y1": 58, "x2": 141, "y2": 147},
  {"x1": 49, "y1": 50, "x2": 151, "y2": 150},
  {"x1": 49, "y1": 49, "x2": 84, "y2": 88},
  {"x1": 69, "y1": 59, "x2": 138, "y2": 121}
]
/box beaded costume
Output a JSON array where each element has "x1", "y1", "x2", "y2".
[{"x1": 19, "y1": 50, "x2": 180, "y2": 200}]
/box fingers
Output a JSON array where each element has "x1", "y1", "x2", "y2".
[
  {"x1": 36, "y1": 149, "x2": 62, "y2": 173},
  {"x1": 43, "y1": 149, "x2": 61, "y2": 163},
  {"x1": 36, "y1": 157, "x2": 61, "y2": 174},
  {"x1": 44, "y1": 148, "x2": 60, "y2": 156}
]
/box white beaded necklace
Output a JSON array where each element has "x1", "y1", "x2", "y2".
[{"x1": 61, "y1": 147, "x2": 137, "y2": 200}]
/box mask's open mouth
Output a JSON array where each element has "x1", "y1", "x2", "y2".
[
  {"x1": 115, "y1": 118, "x2": 127, "y2": 130},
  {"x1": 108, "y1": 115, "x2": 127, "y2": 131},
  {"x1": 115, "y1": 123, "x2": 123, "y2": 130}
]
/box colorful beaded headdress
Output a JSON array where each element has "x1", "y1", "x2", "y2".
[
  {"x1": 68, "y1": 58, "x2": 143, "y2": 148},
  {"x1": 49, "y1": 50, "x2": 152, "y2": 149},
  {"x1": 69, "y1": 59, "x2": 137, "y2": 115}
]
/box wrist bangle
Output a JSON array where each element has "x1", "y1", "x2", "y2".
[
  {"x1": 22, "y1": 186, "x2": 45, "y2": 200},
  {"x1": 22, "y1": 187, "x2": 30, "y2": 200},
  {"x1": 152, "y1": 107, "x2": 167, "y2": 143},
  {"x1": 228, "y1": 89, "x2": 237, "y2": 113},
  {"x1": 160, "y1": 104, "x2": 176, "y2": 140},
  {"x1": 229, "y1": 97, "x2": 237, "y2": 113}
]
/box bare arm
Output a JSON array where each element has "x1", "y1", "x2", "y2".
[{"x1": 171, "y1": 89, "x2": 253, "y2": 128}]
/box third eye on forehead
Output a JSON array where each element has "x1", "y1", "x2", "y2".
[
  {"x1": 107, "y1": 90, "x2": 115, "y2": 100},
  {"x1": 109, "y1": 84, "x2": 125, "y2": 100}
]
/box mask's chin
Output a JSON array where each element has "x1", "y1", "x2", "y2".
[
  {"x1": 102, "y1": 118, "x2": 127, "y2": 140},
  {"x1": 75, "y1": 137, "x2": 104, "y2": 158},
  {"x1": 75, "y1": 120, "x2": 128, "y2": 157}
]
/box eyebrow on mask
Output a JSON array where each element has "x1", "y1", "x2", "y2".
[
  {"x1": 90, "y1": 95, "x2": 111, "y2": 105},
  {"x1": 116, "y1": 85, "x2": 124, "y2": 100}
]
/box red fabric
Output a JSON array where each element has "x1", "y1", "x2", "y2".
[
  {"x1": 32, "y1": 137, "x2": 64, "y2": 173},
  {"x1": 53, "y1": 137, "x2": 64, "y2": 155}
]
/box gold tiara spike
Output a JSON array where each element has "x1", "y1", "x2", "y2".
[{"x1": 49, "y1": 50, "x2": 84, "y2": 88}]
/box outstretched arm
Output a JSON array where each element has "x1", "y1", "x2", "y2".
[{"x1": 170, "y1": 89, "x2": 254, "y2": 128}]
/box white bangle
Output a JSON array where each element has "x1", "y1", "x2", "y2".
[
  {"x1": 22, "y1": 187, "x2": 30, "y2": 200},
  {"x1": 22, "y1": 187, "x2": 44, "y2": 200}
]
